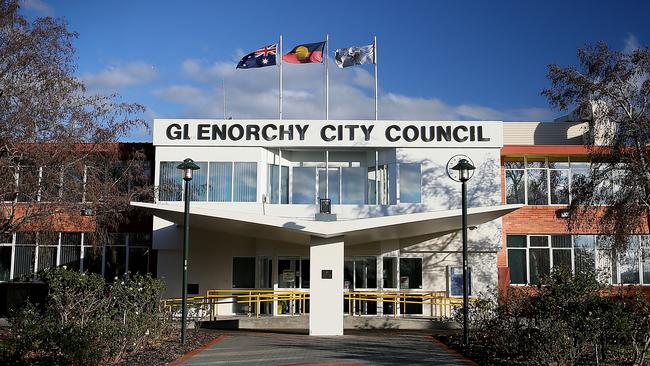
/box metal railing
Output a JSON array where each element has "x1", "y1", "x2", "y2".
[{"x1": 160, "y1": 289, "x2": 477, "y2": 320}]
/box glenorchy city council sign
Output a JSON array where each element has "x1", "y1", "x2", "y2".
[{"x1": 153, "y1": 119, "x2": 504, "y2": 148}]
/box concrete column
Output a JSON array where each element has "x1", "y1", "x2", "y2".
[{"x1": 309, "y1": 235, "x2": 344, "y2": 336}]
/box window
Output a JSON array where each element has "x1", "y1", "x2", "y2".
[
  {"x1": 159, "y1": 161, "x2": 182, "y2": 201},
  {"x1": 507, "y1": 234, "x2": 650, "y2": 285},
  {"x1": 318, "y1": 168, "x2": 339, "y2": 204},
  {"x1": 526, "y1": 159, "x2": 548, "y2": 205},
  {"x1": 574, "y1": 235, "x2": 595, "y2": 274},
  {"x1": 160, "y1": 161, "x2": 257, "y2": 202},
  {"x1": 292, "y1": 167, "x2": 316, "y2": 204},
  {"x1": 232, "y1": 257, "x2": 256, "y2": 288},
  {"x1": 505, "y1": 157, "x2": 525, "y2": 204},
  {"x1": 449, "y1": 266, "x2": 472, "y2": 297},
  {"x1": 209, "y1": 162, "x2": 233, "y2": 202},
  {"x1": 504, "y1": 156, "x2": 591, "y2": 206},
  {"x1": 399, "y1": 163, "x2": 421, "y2": 203},
  {"x1": 507, "y1": 235, "x2": 527, "y2": 284},
  {"x1": 0, "y1": 246, "x2": 11, "y2": 281},
  {"x1": 399, "y1": 258, "x2": 422, "y2": 289},
  {"x1": 354, "y1": 256, "x2": 377, "y2": 289},
  {"x1": 267, "y1": 164, "x2": 288, "y2": 204},
  {"x1": 383, "y1": 257, "x2": 397, "y2": 288},
  {"x1": 341, "y1": 167, "x2": 365, "y2": 204},
  {"x1": 233, "y1": 162, "x2": 257, "y2": 202},
  {"x1": 188, "y1": 162, "x2": 208, "y2": 201}
]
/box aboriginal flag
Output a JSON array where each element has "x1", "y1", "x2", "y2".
[{"x1": 282, "y1": 41, "x2": 326, "y2": 64}]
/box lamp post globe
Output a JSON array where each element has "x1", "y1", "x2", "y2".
[
  {"x1": 447, "y1": 156, "x2": 475, "y2": 350},
  {"x1": 176, "y1": 158, "x2": 200, "y2": 344}
]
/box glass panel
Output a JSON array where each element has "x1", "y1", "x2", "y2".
[
  {"x1": 233, "y1": 162, "x2": 257, "y2": 202},
  {"x1": 507, "y1": 235, "x2": 526, "y2": 248},
  {"x1": 529, "y1": 248, "x2": 550, "y2": 284},
  {"x1": 15, "y1": 232, "x2": 36, "y2": 245},
  {"x1": 292, "y1": 167, "x2": 316, "y2": 204},
  {"x1": 37, "y1": 246, "x2": 57, "y2": 271},
  {"x1": 530, "y1": 236, "x2": 549, "y2": 247},
  {"x1": 61, "y1": 232, "x2": 81, "y2": 246},
  {"x1": 341, "y1": 167, "x2": 365, "y2": 204},
  {"x1": 317, "y1": 168, "x2": 340, "y2": 204},
  {"x1": 257, "y1": 257, "x2": 273, "y2": 289},
  {"x1": 354, "y1": 256, "x2": 377, "y2": 289},
  {"x1": 399, "y1": 258, "x2": 422, "y2": 289},
  {"x1": 83, "y1": 246, "x2": 103, "y2": 274},
  {"x1": 550, "y1": 170, "x2": 569, "y2": 204},
  {"x1": 377, "y1": 165, "x2": 389, "y2": 205},
  {"x1": 619, "y1": 238, "x2": 640, "y2": 284},
  {"x1": 39, "y1": 166, "x2": 61, "y2": 201},
  {"x1": 383, "y1": 257, "x2": 397, "y2": 288},
  {"x1": 548, "y1": 157, "x2": 569, "y2": 169},
  {"x1": 527, "y1": 169, "x2": 548, "y2": 205},
  {"x1": 504, "y1": 157, "x2": 524, "y2": 169},
  {"x1": 209, "y1": 162, "x2": 233, "y2": 202},
  {"x1": 344, "y1": 259, "x2": 353, "y2": 290},
  {"x1": 574, "y1": 235, "x2": 596, "y2": 274},
  {"x1": 232, "y1": 257, "x2": 256, "y2": 288},
  {"x1": 0, "y1": 246, "x2": 11, "y2": 281},
  {"x1": 643, "y1": 236, "x2": 650, "y2": 285},
  {"x1": 278, "y1": 258, "x2": 299, "y2": 288},
  {"x1": 596, "y1": 236, "x2": 616, "y2": 284},
  {"x1": 159, "y1": 161, "x2": 182, "y2": 201},
  {"x1": 0, "y1": 233, "x2": 12, "y2": 243},
  {"x1": 104, "y1": 246, "x2": 126, "y2": 281},
  {"x1": 60, "y1": 245, "x2": 80, "y2": 270},
  {"x1": 508, "y1": 249, "x2": 527, "y2": 284},
  {"x1": 552, "y1": 250, "x2": 572, "y2": 270},
  {"x1": 301, "y1": 259, "x2": 310, "y2": 289},
  {"x1": 505, "y1": 170, "x2": 525, "y2": 204},
  {"x1": 17, "y1": 166, "x2": 39, "y2": 202},
  {"x1": 449, "y1": 267, "x2": 472, "y2": 297},
  {"x1": 129, "y1": 232, "x2": 151, "y2": 247},
  {"x1": 399, "y1": 163, "x2": 421, "y2": 203},
  {"x1": 14, "y1": 246, "x2": 35, "y2": 278},
  {"x1": 188, "y1": 162, "x2": 208, "y2": 201},
  {"x1": 267, "y1": 164, "x2": 288, "y2": 204},
  {"x1": 551, "y1": 235, "x2": 571, "y2": 248},
  {"x1": 526, "y1": 157, "x2": 547, "y2": 169},
  {"x1": 128, "y1": 247, "x2": 150, "y2": 275},
  {"x1": 367, "y1": 167, "x2": 377, "y2": 205},
  {"x1": 61, "y1": 164, "x2": 85, "y2": 202}
]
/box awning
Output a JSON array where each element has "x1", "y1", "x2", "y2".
[{"x1": 131, "y1": 202, "x2": 522, "y2": 245}]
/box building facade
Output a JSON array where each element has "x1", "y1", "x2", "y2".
[{"x1": 2, "y1": 119, "x2": 648, "y2": 332}]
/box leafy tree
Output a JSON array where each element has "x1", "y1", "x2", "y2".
[
  {"x1": 542, "y1": 42, "x2": 650, "y2": 251},
  {"x1": 0, "y1": 0, "x2": 150, "y2": 245}
]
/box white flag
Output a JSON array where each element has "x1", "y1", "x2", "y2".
[{"x1": 334, "y1": 44, "x2": 374, "y2": 68}]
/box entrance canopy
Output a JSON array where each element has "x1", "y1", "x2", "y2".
[{"x1": 131, "y1": 202, "x2": 522, "y2": 245}]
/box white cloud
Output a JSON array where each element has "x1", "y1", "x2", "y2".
[
  {"x1": 624, "y1": 33, "x2": 640, "y2": 54},
  {"x1": 82, "y1": 62, "x2": 158, "y2": 91},
  {"x1": 20, "y1": 0, "x2": 53, "y2": 15},
  {"x1": 154, "y1": 57, "x2": 554, "y2": 122}
]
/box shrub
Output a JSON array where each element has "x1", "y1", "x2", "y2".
[
  {"x1": 5, "y1": 267, "x2": 170, "y2": 365},
  {"x1": 462, "y1": 268, "x2": 650, "y2": 365}
]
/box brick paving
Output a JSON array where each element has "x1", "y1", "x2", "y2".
[{"x1": 180, "y1": 330, "x2": 473, "y2": 365}]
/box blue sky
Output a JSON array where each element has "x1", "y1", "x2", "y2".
[{"x1": 19, "y1": 0, "x2": 650, "y2": 141}]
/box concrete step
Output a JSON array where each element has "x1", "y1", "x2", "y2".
[{"x1": 199, "y1": 316, "x2": 460, "y2": 331}]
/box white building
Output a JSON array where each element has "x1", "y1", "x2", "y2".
[{"x1": 133, "y1": 119, "x2": 521, "y2": 335}]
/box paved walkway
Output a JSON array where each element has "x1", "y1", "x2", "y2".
[{"x1": 180, "y1": 330, "x2": 474, "y2": 365}]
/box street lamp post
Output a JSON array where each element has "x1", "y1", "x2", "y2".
[
  {"x1": 177, "y1": 158, "x2": 200, "y2": 344},
  {"x1": 449, "y1": 157, "x2": 476, "y2": 349}
]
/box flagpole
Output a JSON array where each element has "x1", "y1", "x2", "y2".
[
  {"x1": 374, "y1": 35, "x2": 378, "y2": 121},
  {"x1": 222, "y1": 78, "x2": 226, "y2": 119},
  {"x1": 279, "y1": 34, "x2": 283, "y2": 120},
  {"x1": 325, "y1": 34, "x2": 329, "y2": 120}
]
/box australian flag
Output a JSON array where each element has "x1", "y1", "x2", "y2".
[{"x1": 236, "y1": 44, "x2": 277, "y2": 69}]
